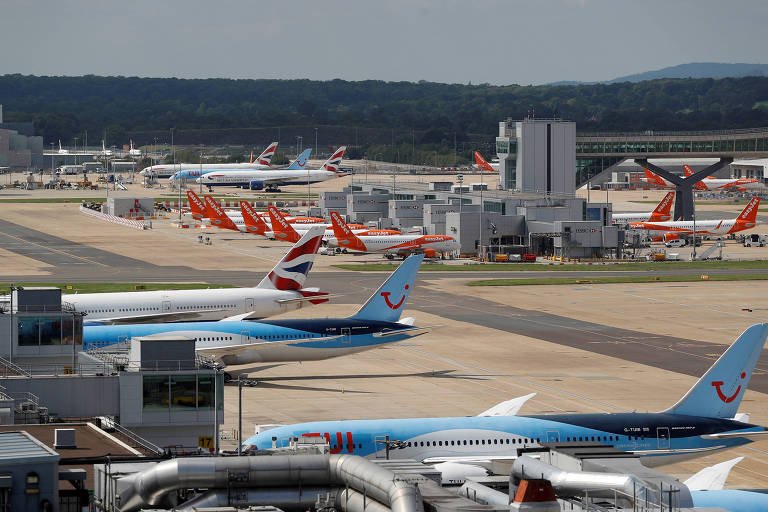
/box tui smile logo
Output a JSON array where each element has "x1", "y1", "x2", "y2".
[
  {"x1": 711, "y1": 372, "x2": 746, "y2": 403},
  {"x1": 381, "y1": 284, "x2": 409, "y2": 310}
]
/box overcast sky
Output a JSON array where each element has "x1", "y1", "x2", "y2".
[{"x1": 2, "y1": 0, "x2": 766, "y2": 85}]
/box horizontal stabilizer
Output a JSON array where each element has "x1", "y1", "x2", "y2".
[
  {"x1": 478, "y1": 393, "x2": 537, "y2": 417},
  {"x1": 276, "y1": 294, "x2": 336, "y2": 305},
  {"x1": 219, "y1": 311, "x2": 258, "y2": 322},
  {"x1": 700, "y1": 430, "x2": 768, "y2": 441}
]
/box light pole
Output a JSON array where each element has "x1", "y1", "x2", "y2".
[
  {"x1": 692, "y1": 212, "x2": 697, "y2": 260},
  {"x1": 314, "y1": 127, "x2": 318, "y2": 156},
  {"x1": 307, "y1": 163, "x2": 311, "y2": 216},
  {"x1": 296, "y1": 136, "x2": 303, "y2": 155},
  {"x1": 457, "y1": 174, "x2": 464, "y2": 214},
  {"x1": 479, "y1": 158, "x2": 484, "y2": 260},
  {"x1": 73, "y1": 137, "x2": 79, "y2": 166}
]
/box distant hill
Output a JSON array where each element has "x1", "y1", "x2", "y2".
[
  {"x1": 550, "y1": 62, "x2": 768, "y2": 86},
  {"x1": 608, "y1": 62, "x2": 768, "y2": 83}
]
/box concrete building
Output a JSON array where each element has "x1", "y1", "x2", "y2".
[
  {"x1": 731, "y1": 158, "x2": 768, "y2": 180},
  {"x1": 496, "y1": 118, "x2": 576, "y2": 194}
]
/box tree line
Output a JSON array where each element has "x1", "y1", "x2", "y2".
[{"x1": 1, "y1": 74, "x2": 767, "y2": 157}]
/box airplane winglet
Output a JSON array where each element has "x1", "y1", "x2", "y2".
[
  {"x1": 684, "y1": 457, "x2": 744, "y2": 491},
  {"x1": 477, "y1": 393, "x2": 537, "y2": 417}
]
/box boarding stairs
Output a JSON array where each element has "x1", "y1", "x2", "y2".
[{"x1": 694, "y1": 241, "x2": 725, "y2": 261}]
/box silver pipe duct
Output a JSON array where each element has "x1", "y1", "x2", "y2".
[
  {"x1": 512, "y1": 455, "x2": 652, "y2": 503},
  {"x1": 118, "y1": 454, "x2": 422, "y2": 512},
  {"x1": 176, "y1": 487, "x2": 338, "y2": 511},
  {"x1": 457, "y1": 480, "x2": 510, "y2": 507},
  {"x1": 337, "y1": 488, "x2": 393, "y2": 512}
]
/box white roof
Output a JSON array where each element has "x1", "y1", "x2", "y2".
[{"x1": 732, "y1": 158, "x2": 768, "y2": 167}]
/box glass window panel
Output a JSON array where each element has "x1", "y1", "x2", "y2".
[
  {"x1": 170, "y1": 375, "x2": 199, "y2": 409},
  {"x1": 143, "y1": 375, "x2": 169, "y2": 411},
  {"x1": 39, "y1": 317, "x2": 62, "y2": 345},
  {"x1": 198, "y1": 374, "x2": 215, "y2": 411},
  {"x1": 17, "y1": 317, "x2": 39, "y2": 346}
]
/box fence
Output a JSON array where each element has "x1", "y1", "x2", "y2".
[{"x1": 79, "y1": 204, "x2": 147, "y2": 230}]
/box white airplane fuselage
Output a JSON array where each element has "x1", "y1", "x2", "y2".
[{"x1": 68, "y1": 287, "x2": 310, "y2": 324}]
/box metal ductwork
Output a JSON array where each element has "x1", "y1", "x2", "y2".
[
  {"x1": 118, "y1": 454, "x2": 422, "y2": 512},
  {"x1": 512, "y1": 455, "x2": 653, "y2": 504},
  {"x1": 176, "y1": 487, "x2": 339, "y2": 511}
]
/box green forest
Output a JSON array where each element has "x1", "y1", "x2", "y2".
[{"x1": 2, "y1": 74, "x2": 768, "y2": 161}]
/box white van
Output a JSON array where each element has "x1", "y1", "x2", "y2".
[{"x1": 664, "y1": 238, "x2": 687, "y2": 248}]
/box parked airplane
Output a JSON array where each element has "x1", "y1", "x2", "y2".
[
  {"x1": 640, "y1": 168, "x2": 673, "y2": 188},
  {"x1": 140, "y1": 142, "x2": 279, "y2": 178},
  {"x1": 128, "y1": 140, "x2": 142, "y2": 157},
  {"x1": 83, "y1": 254, "x2": 428, "y2": 366},
  {"x1": 265, "y1": 206, "x2": 397, "y2": 243},
  {"x1": 196, "y1": 147, "x2": 348, "y2": 190},
  {"x1": 611, "y1": 192, "x2": 675, "y2": 224},
  {"x1": 169, "y1": 146, "x2": 311, "y2": 185},
  {"x1": 683, "y1": 164, "x2": 760, "y2": 191},
  {"x1": 98, "y1": 140, "x2": 112, "y2": 157},
  {"x1": 242, "y1": 323, "x2": 768, "y2": 474},
  {"x1": 70, "y1": 226, "x2": 328, "y2": 325},
  {"x1": 630, "y1": 197, "x2": 760, "y2": 235},
  {"x1": 473, "y1": 151, "x2": 499, "y2": 172},
  {"x1": 329, "y1": 211, "x2": 459, "y2": 258}
]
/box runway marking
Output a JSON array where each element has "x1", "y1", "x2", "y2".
[{"x1": 0, "y1": 229, "x2": 109, "y2": 267}]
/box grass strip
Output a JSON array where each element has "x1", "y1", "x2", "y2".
[
  {"x1": 0, "y1": 282, "x2": 233, "y2": 294},
  {"x1": 467, "y1": 274, "x2": 768, "y2": 286},
  {"x1": 333, "y1": 260, "x2": 768, "y2": 272}
]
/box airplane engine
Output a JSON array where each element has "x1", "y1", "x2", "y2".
[
  {"x1": 663, "y1": 233, "x2": 679, "y2": 243},
  {"x1": 249, "y1": 180, "x2": 265, "y2": 190},
  {"x1": 423, "y1": 249, "x2": 437, "y2": 258}
]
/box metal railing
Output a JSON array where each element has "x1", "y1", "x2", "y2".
[
  {"x1": 100, "y1": 416, "x2": 164, "y2": 456},
  {"x1": 0, "y1": 356, "x2": 31, "y2": 377}
]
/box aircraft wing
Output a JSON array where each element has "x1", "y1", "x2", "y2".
[
  {"x1": 477, "y1": 393, "x2": 537, "y2": 417},
  {"x1": 422, "y1": 455, "x2": 523, "y2": 470},
  {"x1": 684, "y1": 457, "x2": 744, "y2": 491},
  {"x1": 195, "y1": 335, "x2": 343, "y2": 361},
  {"x1": 372, "y1": 326, "x2": 432, "y2": 338},
  {"x1": 83, "y1": 309, "x2": 230, "y2": 325}
]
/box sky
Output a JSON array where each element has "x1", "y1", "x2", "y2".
[{"x1": 1, "y1": 0, "x2": 766, "y2": 85}]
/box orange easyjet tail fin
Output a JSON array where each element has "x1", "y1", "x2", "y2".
[
  {"x1": 240, "y1": 201, "x2": 269, "y2": 235},
  {"x1": 683, "y1": 164, "x2": 693, "y2": 177},
  {"x1": 187, "y1": 190, "x2": 206, "y2": 220},
  {"x1": 268, "y1": 206, "x2": 301, "y2": 243},
  {"x1": 644, "y1": 168, "x2": 666, "y2": 187},
  {"x1": 737, "y1": 197, "x2": 760, "y2": 225},
  {"x1": 203, "y1": 195, "x2": 239, "y2": 231},
  {"x1": 474, "y1": 151, "x2": 495, "y2": 172},
  {"x1": 649, "y1": 192, "x2": 675, "y2": 221},
  {"x1": 330, "y1": 211, "x2": 367, "y2": 252}
]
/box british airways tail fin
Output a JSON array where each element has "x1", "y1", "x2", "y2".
[
  {"x1": 322, "y1": 146, "x2": 347, "y2": 175},
  {"x1": 663, "y1": 323, "x2": 768, "y2": 418},
  {"x1": 287, "y1": 148, "x2": 312, "y2": 170},
  {"x1": 257, "y1": 225, "x2": 324, "y2": 290},
  {"x1": 349, "y1": 254, "x2": 423, "y2": 323},
  {"x1": 256, "y1": 142, "x2": 279, "y2": 166}
]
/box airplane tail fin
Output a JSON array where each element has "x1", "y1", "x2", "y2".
[
  {"x1": 240, "y1": 201, "x2": 270, "y2": 235},
  {"x1": 662, "y1": 323, "x2": 768, "y2": 418},
  {"x1": 330, "y1": 211, "x2": 367, "y2": 252},
  {"x1": 734, "y1": 197, "x2": 760, "y2": 227},
  {"x1": 474, "y1": 151, "x2": 495, "y2": 172},
  {"x1": 322, "y1": 146, "x2": 347, "y2": 175},
  {"x1": 257, "y1": 225, "x2": 324, "y2": 290},
  {"x1": 644, "y1": 168, "x2": 665, "y2": 187},
  {"x1": 287, "y1": 148, "x2": 312, "y2": 170},
  {"x1": 204, "y1": 195, "x2": 239, "y2": 231},
  {"x1": 649, "y1": 192, "x2": 675, "y2": 221},
  {"x1": 249, "y1": 150, "x2": 254, "y2": 164},
  {"x1": 187, "y1": 190, "x2": 207, "y2": 219},
  {"x1": 350, "y1": 254, "x2": 424, "y2": 322},
  {"x1": 683, "y1": 164, "x2": 693, "y2": 177},
  {"x1": 268, "y1": 206, "x2": 301, "y2": 243},
  {"x1": 256, "y1": 142, "x2": 278, "y2": 166}
]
